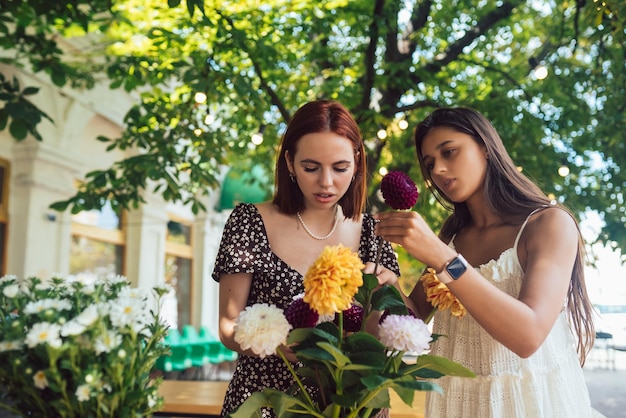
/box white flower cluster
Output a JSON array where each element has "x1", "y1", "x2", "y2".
[
  {"x1": 234, "y1": 303, "x2": 292, "y2": 358},
  {"x1": 378, "y1": 314, "x2": 432, "y2": 354},
  {"x1": 0, "y1": 273, "x2": 168, "y2": 412}
]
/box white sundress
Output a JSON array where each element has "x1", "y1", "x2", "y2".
[{"x1": 426, "y1": 210, "x2": 593, "y2": 418}]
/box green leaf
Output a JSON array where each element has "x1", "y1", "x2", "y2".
[
  {"x1": 316, "y1": 342, "x2": 350, "y2": 367},
  {"x1": 9, "y1": 117, "x2": 27, "y2": 140},
  {"x1": 0, "y1": 109, "x2": 7, "y2": 130},
  {"x1": 370, "y1": 285, "x2": 407, "y2": 313},
  {"x1": 411, "y1": 354, "x2": 476, "y2": 378},
  {"x1": 22, "y1": 86, "x2": 39, "y2": 95},
  {"x1": 226, "y1": 391, "x2": 268, "y2": 417}
]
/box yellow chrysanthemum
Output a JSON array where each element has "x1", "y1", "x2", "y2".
[
  {"x1": 421, "y1": 268, "x2": 467, "y2": 318},
  {"x1": 303, "y1": 245, "x2": 365, "y2": 317}
]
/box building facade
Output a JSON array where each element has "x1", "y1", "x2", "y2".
[{"x1": 0, "y1": 62, "x2": 237, "y2": 338}]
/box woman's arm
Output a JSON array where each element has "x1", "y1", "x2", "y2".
[
  {"x1": 218, "y1": 272, "x2": 254, "y2": 354},
  {"x1": 376, "y1": 208, "x2": 578, "y2": 357}
]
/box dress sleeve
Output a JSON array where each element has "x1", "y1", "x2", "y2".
[
  {"x1": 359, "y1": 214, "x2": 401, "y2": 277},
  {"x1": 211, "y1": 203, "x2": 271, "y2": 282}
]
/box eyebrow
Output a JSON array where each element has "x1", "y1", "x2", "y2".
[
  {"x1": 423, "y1": 139, "x2": 455, "y2": 159},
  {"x1": 299, "y1": 158, "x2": 352, "y2": 165}
]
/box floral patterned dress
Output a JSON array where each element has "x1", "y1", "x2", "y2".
[
  {"x1": 426, "y1": 209, "x2": 592, "y2": 417},
  {"x1": 212, "y1": 203, "x2": 400, "y2": 417}
]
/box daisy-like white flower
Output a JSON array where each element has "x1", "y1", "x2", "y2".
[
  {"x1": 75, "y1": 384, "x2": 91, "y2": 402},
  {"x1": 0, "y1": 274, "x2": 17, "y2": 285},
  {"x1": 234, "y1": 303, "x2": 292, "y2": 358},
  {"x1": 94, "y1": 329, "x2": 122, "y2": 354},
  {"x1": 378, "y1": 314, "x2": 432, "y2": 354},
  {"x1": 108, "y1": 296, "x2": 144, "y2": 329},
  {"x1": 60, "y1": 304, "x2": 101, "y2": 337},
  {"x1": 118, "y1": 285, "x2": 149, "y2": 301},
  {"x1": 105, "y1": 274, "x2": 129, "y2": 288},
  {"x1": 303, "y1": 245, "x2": 364, "y2": 317},
  {"x1": 0, "y1": 340, "x2": 23, "y2": 352},
  {"x1": 421, "y1": 268, "x2": 467, "y2": 318},
  {"x1": 2, "y1": 284, "x2": 19, "y2": 298},
  {"x1": 33, "y1": 370, "x2": 48, "y2": 389},
  {"x1": 25, "y1": 322, "x2": 63, "y2": 349},
  {"x1": 61, "y1": 320, "x2": 87, "y2": 337},
  {"x1": 23, "y1": 299, "x2": 72, "y2": 315}
]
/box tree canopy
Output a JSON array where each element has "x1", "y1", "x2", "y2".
[{"x1": 1, "y1": 0, "x2": 624, "y2": 253}]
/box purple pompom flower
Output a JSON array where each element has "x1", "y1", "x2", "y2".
[
  {"x1": 285, "y1": 297, "x2": 319, "y2": 329},
  {"x1": 335, "y1": 304, "x2": 364, "y2": 332},
  {"x1": 380, "y1": 171, "x2": 419, "y2": 210}
]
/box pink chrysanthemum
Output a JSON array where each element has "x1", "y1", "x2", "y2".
[
  {"x1": 335, "y1": 304, "x2": 364, "y2": 332},
  {"x1": 285, "y1": 297, "x2": 319, "y2": 329},
  {"x1": 380, "y1": 171, "x2": 419, "y2": 210},
  {"x1": 378, "y1": 314, "x2": 432, "y2": 353}
]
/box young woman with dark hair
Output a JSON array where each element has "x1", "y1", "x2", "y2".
[
  {"x1": 213, "y1": 99, "x2": 400, "y2": 418},
  {"x1": 375, "y1": 107, "x2": 595, "y2": 417}
]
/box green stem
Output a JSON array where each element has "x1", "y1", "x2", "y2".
[
  {"x1": 331, "y1": 312, "x2": 345, "y2": 418},
  {"x1": 346, "y1": 385, "x2": 387, "y2": 418},
  {"x1": 275, "y1": 347, "x2": 317, "y2": 409}
]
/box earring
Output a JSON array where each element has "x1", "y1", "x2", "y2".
[{"x1": 289, "y1": 173, "x2": 296, "y2": 183}]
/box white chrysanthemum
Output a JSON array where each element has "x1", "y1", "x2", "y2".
[
  {"x1": 378, "y1": 315, "x2": 432, "y2": 354},
  {"x1": 61, "y1": 320, "x2": 86, "y2": 337},
  {"x1": 0, "y1": 340, "x2": 23, "y2": 352},
  {"x1": 109, "y1": 296, "x2": 144, "y2": 329},
  {"x1": 33, "y1": 370, "x2": 48, "y2": 389},
  {"x1": 75, "y1": 305, "x2": 99, "y2": 326},
  {"x1": 234, "y1": 303, "x2": 292, "y2": 358},
  {"x1": 75, "y1": 384, "x2": 91, "y2": 402},
  {"x1": 25, "y1": 322, "x2": 63, "y2": 349},
  {"x1": 0, "y1": 274, "x2": 17, "y2": 285},
  {"x1": 94, "y1": 329, "x2": 122, "y2": 354},
  {"x1": 105, "y1": 274, "x2": 129, "y2": 287},
  {"x1": 24, "y1": 298, "x2": 72, "y2": 315},
  {"x1": 2, "y1": 284, "x2": 19, "y2": 298},
  {"x1": 119, "y1": 285, "x2": 149, "y2": 301}
]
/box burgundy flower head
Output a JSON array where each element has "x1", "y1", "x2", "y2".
[
  {"x1": 335, "y1": 304, "x2": 364, "y2": 332},
  {"x1": 285, "y1": 297, "x2": 319, "y2": 329},
  {"x1": 380, "y1": 171, "x2": 419, "y2": 210}
]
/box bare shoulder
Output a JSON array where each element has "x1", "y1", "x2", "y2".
[
  {"x1": 254, "y1": 201, "x2": 279, "y2": 218},
  {"x1": 517, "y1": 206, "x2": 580, "y2": 269},
  {"x1": 523, "y1": 206, "x2": 579, "y2": 247}
]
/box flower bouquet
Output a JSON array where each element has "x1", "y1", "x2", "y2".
[
  {"x1": 0, "y1": 274, "x2": 169, "y2": 417},
  {"x1": 229, "y1": 245, "x2": 475, "y2": 418}
]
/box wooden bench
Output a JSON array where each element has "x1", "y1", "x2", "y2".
[{"x1": 157, "y1": 380, "x2": 426, "y2": 417}]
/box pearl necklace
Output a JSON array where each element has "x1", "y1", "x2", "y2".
[{"x1": 296, "y1": 209, "x2": 339, "y2": 240}]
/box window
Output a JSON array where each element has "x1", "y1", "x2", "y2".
[
  {"x1": 164, "y1": 218, "x2": 193, "y2": 330},
  {"x1": 70, "y1": 202, "x2": 124, "y2": 282},
  {"x1": 0, "y1": 159, "x2": 8, "y2": 276}
]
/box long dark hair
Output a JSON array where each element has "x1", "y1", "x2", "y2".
[
  {"x1": 414, "y1": 107, "x2": 594, "y2": 364},
  {"x1": 272, "y1": 99, "x2": 367, "y2": 220}
]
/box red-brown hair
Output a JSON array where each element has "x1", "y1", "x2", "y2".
[{"x1": 272, "y1": 100, "x2": 367, "y2": 219}]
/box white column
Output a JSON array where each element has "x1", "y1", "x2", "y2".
[
  {"x1": 7, "y1": 140, "x2": 78, "y2": 278},
  {"x1": 194, "y1": 192, "x2": 230, "y2": 337},
  {"x1": 124, "y1": 193, "x2": 168, "y2": 290}
]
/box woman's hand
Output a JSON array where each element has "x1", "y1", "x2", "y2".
[
  {"x1": 277, "y1": 343, "x2": 299, "y2": 363},
  {"x1": 374, "y1": 211, "x2": 454, "y2": 270},
  {"x1": 363, "y1": 262, "x2": 397, "y2": 286}
]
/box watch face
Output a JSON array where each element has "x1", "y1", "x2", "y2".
[{"x1": 446, "y1": 256, "x2": 467, "y2": 280}]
